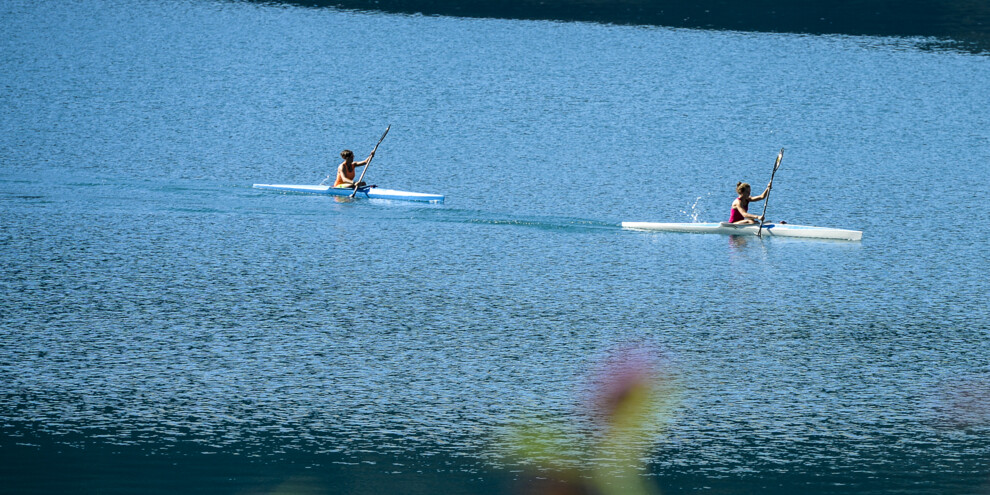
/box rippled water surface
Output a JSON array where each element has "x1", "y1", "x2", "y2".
[{"x1": 2, "y1": 0, "x2": 989, "y2": 493}]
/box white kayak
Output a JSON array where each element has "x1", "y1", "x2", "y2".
[
  {"x1": 253, "y1": 184, "x2": 444, "y2": 203},
  {"x1": 621, "y1": 221, "x2": 862, "y2": 241}
]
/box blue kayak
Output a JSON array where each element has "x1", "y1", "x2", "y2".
[{"x1": 253, "y1": 184, "x2": 444, "y2": 203}]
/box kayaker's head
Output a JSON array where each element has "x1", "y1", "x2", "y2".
[
  {"x1": 736, "y1": 182, "x2": 751, "y2": 196},
  {"x1": 340, "y1": 149, "x2": 354, "y2": 161}
]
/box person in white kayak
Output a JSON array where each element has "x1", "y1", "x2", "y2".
[
  {"x1": 332, "y1": 149, "x2": 374, "y2": 189},
  {"x1": 729, "y1": 181, "x2": 771, "y2": 224}
]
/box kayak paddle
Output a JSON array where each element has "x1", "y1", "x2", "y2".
[
  {"x1": 757, "y1": 148, "x2": 784, "y2": 237},
  {"x1": 351, "y1": 124, "x2": 390, "y2": 198}
]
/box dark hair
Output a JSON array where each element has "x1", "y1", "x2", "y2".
[{"x1": 340, "y1": 149, "x2": 354, "y2": 159}]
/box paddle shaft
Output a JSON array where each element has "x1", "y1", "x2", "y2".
[
  {"x1": 350, "y1": 124, "x2": 390, "y2": 198},
  {"x1": 757, "y1": 148, "x2": 784, "y2": 236}
]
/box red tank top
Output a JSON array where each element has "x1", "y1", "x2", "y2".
[{"x1": 729, "y1": 197, "x2": 746, "y2": 223}]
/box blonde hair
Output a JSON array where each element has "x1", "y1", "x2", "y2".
[{"x1": 736, "y1": 182, "x2": 751, "y2": 194}]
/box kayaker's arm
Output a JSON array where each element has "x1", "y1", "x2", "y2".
[
  {"x1": 733, "y1": 203, "x2": 763, "y2": 222},
  {"x1": 353, "y1": 150, "x2": 375, "y2": 167},
  {"x1": 750, "y1": 183, "x2": 772, "y2": 201}
]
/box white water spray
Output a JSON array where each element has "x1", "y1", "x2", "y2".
[{"x1": 680, "y1": 193, "x2": 711, "y2": 223}]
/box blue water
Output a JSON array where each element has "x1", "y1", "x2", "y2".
[{"x1": 2, "y1": 0, "x2": 990, "y2": 493}]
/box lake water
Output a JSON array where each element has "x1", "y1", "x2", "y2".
[{"x1": 2, "y1": 0, "x2": 989, "y2": 494}]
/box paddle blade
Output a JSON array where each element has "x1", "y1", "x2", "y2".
[{"x1": 773, "y1": 148, "x2": 784, "y2": 171}]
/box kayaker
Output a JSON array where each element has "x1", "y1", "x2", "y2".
[
  {"x1": 333, "y1": 149, "x2": 375, "y2": 188},
  {"x1": 729, "y1": 181, "x2": 771, "y2": 224}
]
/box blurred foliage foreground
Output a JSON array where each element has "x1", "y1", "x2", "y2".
[{"x1": 497, "y1": 343, "x2": 680, "y2": 495}]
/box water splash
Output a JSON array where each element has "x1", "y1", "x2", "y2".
[{"x1": 679, "y1": 193, "x2": 712, "y2": 223}]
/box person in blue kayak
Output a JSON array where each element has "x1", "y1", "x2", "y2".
[
  {"x1": 729, "y1": 181, "x2": 771, "y2": 224},
  {"x1": 332, "y1": 149, "x2": 375, "y2": 188}
]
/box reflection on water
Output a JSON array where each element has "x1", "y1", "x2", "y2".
[
  {"x1": 728, "y1": 234, "x2": 750, "y2": 250},
  {"x1": 258, "y1": 0, "x2": 990, "y2": 52}
]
